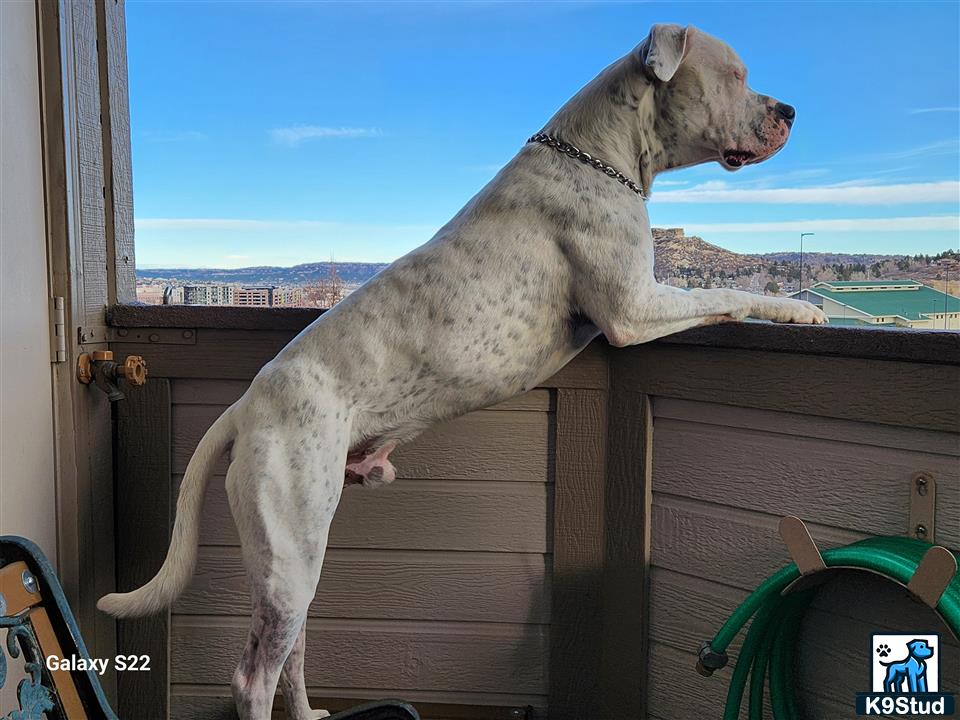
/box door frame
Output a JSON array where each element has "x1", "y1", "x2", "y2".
[{"x1": 36, "y1": 0, "x2": 137, "y2": 702}]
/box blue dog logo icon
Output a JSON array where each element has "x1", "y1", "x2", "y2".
[
  {"x1": 880, "y1": 639, "x2": 934, "y2": 694},
  {"x1": 857, "y1": 633, "x2": 956, "y2": 716}
]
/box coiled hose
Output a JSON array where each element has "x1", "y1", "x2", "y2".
[{"x1": 697, "y1": 536, "x2": 960, "y2": 720}]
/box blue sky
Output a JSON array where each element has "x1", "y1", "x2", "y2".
[{"x1": 127, "y1": 1, "x2": 960, "y2": 268}]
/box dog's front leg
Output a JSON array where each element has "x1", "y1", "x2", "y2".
[{"x1": 586, "y1": 282, "x2": 826, "y2": 347}]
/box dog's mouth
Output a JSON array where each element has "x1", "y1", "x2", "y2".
[{"x1": 720, "y1": 149, "x2": 756, "y2": 169}]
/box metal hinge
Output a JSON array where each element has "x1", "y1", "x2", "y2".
[{"x1": 51, "y1": 297, "x2": 66, "y2": 363}]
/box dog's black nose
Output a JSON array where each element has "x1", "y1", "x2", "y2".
[{"x1": 775, "y1": 102, "x2": 796, "y2": 121}]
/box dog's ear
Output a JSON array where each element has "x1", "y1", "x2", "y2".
[{"x1": 639, "y1": 24, "x2": 689, "y2": 82}]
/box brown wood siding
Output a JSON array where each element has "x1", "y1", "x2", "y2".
[
  {"x1": 110, "y1": 318, "x2": 960, "y2": 720},
  {"x1": 109, "y1": 333, "x2": 617, "y2": 719},
  {"x1": 167, "y1": 379, "x2": 556, "y2": 717},
  {"x1": 625, "y1": 344, "x2": 960, "y2": 720}
]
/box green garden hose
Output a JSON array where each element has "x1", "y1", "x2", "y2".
[{"x1": 697, "y1": 536, "x2": 960, "y2": 719}]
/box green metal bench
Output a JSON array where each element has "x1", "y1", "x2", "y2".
[{"x1": 1, "y1": 536, "x2": 419, "y2": 720}]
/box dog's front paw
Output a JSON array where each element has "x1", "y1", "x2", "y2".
[{"x1": 763, "y1": 299, "x2": 828, "y2": 325}]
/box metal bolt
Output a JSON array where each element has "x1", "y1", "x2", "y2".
[
  {"x1": 21, "y1": 569, "x2": 39, "y2": 595},
  {"x1": 182, "y1": 329, "x2": 194, "y2": 339},
  {"x1": 117, "y1": 328, "x2": 129, "y2": 337},
  {"x1": 509, "y1": 710, "x2": 526, "y2": 720},
  {"x1": 149, "y1": 333, "x2": 160, "y2": 343},
  {"x1": 916, "y1": 476, "x2": 928, "y2": 496},
  {"x1": 915, "y1": 523, "x2": 928, "y2": 539}
]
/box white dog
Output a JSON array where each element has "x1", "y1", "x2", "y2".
[{"x1": 99, "y1": 24, "x2": 826, "y2": 719}]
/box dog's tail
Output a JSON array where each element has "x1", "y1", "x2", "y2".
[{"x1": 97, "y1": 405, "x2": 237, "y2": 618}]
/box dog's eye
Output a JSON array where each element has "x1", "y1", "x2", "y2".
[{"x1": 733, "y1": 69, "x2": 745, "y2": 85}]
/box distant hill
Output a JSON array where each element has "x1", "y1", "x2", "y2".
[
  {"x1": 652, "y1": 227, "x2": 761, "y2": 277},
  {"x1": 757, "y1": 251, "x2": 900, "y2": 265},
  {"x1": 650, "y1": 228, "x2": 905, "y2": 278},
  {"x1": 137, "y1": 230, "x2": 940, "y2": 292},
  {"x1": 136, "y1": 261, "x2": 388, "y2": 286}
]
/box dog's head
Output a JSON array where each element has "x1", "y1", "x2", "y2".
[
  {"x1": 639, "y1": 24, "x2": 795, "y2": 171},
  {"x1": 907, "y1": 639, "x2": 935, "y2": 660}
]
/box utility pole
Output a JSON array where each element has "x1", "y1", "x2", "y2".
[
  {"x1": 799, "y1": 232, "x2": 815, "y2": 295},
  {"x1": 945, "y1": 267, "x2": 951, "y2": 330}
]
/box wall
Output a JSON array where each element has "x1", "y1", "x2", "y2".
[
  {"x1": 108, "y1": 307, "x2": 960, "y2": 720},
  {"x1": 0, "y1": 0, "x2": 58, "y2": 569},
  {"x1": 0, "y1": 1, "x2": 58, "y2": 711},
  {"x1": 613, "y1": 341, "x2": 960, "y2": 719},
  {"x1": 169, "y1": 379, "x2": 554, "y2": 718},
  {"x1": 108, "y1": 310, "x2": 621, "y2": 720}
]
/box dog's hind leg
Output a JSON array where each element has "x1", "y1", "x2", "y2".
[
  {"x1": 280, "y1": 620, "x2": 330, "y2": 719},
  {"x1": 227, "y1": 418, "x2": 347, "y2": 720}
]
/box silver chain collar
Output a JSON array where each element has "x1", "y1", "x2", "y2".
[{"x1": 527, "y1": 132, "x2": 647, "y2": 200}]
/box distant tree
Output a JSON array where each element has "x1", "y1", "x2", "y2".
[
  {"x1": 871, "y1": 263, "x2": 882, "y2": 278},
  {"x1": 764, "y1": 281, "x2": 780, "y2": 295},
  {"x1": 833, "y1": 263, "x2": 854, "y2": 281},
  {"x1": 304, "y1": 259, "x2": 345, "y2": 309}
]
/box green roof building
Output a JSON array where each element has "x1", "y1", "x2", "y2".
[{"x1": 791, "y1": 280, "x2": 960, "y2": 329}]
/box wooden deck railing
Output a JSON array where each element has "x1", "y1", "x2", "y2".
[{"x1": 105, "y1": 305, "x2": 960, "y2": 720}]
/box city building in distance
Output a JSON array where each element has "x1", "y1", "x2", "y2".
[
  {"x1": 184, "y1": 284, "x2": 234, "y2": 306},
  {"x1": 136, "y1": 283, "x2": 304, "y2": 307},
  {"x1": 136, "y1": 284, "x2": 184, "y2": 305},
  {"x1": 233, "y1": 286, "x2": 304, "y2": 307},
  {"x1": 791, "y1": 280, "x2": 960, "y2": 329}
]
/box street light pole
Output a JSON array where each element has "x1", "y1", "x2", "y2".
[
  {"x1": 799, "y1": 232, "x2": 815, "y2": 295},
  {"x1": 945, "y1": 267, "x2": 951, "y2": 330}
]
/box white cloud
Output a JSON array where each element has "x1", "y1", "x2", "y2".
[
  {"x1": 135, "y1": 217, "x2": 433, "y2": 233},
  {"x1": 711, "y1": 167, "x2": 832, "y2": 190},
  {"x1": 909, "y1": 107, "x2": 960, "y2": 114},
  {"x1": 683, "y1": 215, "x2": 960, "y2": 233},
  {"x1": 653, "y1": 180, "x2": 960, "y2": 205},
  {"x1": 854, "y1": 139, "x2": 959, "y2": 162},
  {"x1": 134, "y1": 217, "x2": 439, "y2": 266},
  {"x1": 269, "y1": 125, "x2": 382, "y2": 145}
]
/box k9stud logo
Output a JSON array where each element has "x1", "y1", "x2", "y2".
[{"x1": 856, "y1": 634, "x2": 955, "y2": 716}]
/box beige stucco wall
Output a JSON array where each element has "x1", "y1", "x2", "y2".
[
  {"x1": 914, "y1": 313, "x2": 960, "y2": 330},
  {"x1": 820, "y1": 296, "x2": 872, "y2": 321},
  {"x1": 1, "y1": 0, "x2": 58, "y2": 562}
]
